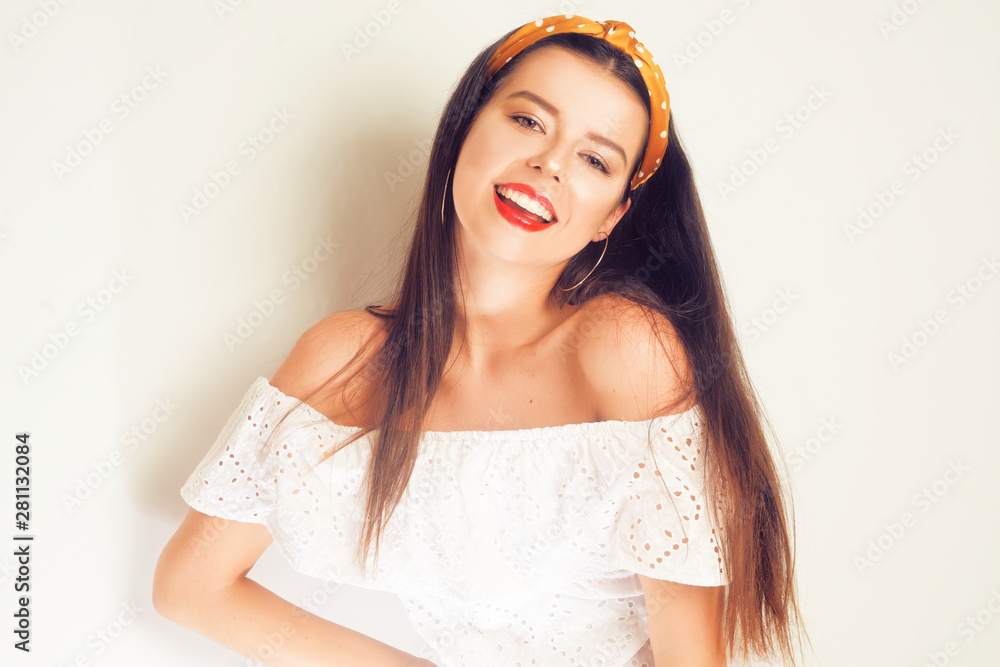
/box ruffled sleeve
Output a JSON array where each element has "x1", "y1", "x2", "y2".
[
  {"x1": 607, "y1": 408, "x2": 727, "y2": 586},
  {"x1": 180, "y1": 377, "x2": 286, "y2": 525}
]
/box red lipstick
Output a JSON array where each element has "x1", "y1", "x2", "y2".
[{"x1": 493, "y1": 183, "x2": 558, "y2": 232}]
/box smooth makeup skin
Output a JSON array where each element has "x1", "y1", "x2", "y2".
[{"x1": 451, "y1": 45, "x2": 648, "y2": 273}]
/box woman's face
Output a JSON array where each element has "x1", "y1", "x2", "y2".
[{"x1": 451, "y1": 44, "x2": 648, "y2": 269}]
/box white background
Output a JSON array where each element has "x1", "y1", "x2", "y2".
[{"x1": 2, "y1": 0, "x2": 998, "y2": 665}]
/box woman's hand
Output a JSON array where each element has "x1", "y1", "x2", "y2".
[{"x1": 154, "y1": 508, "x2": 438, "y2": 666}]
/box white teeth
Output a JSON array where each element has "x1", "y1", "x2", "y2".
[{"x1": 496, "y1": 185, "x2": 555, "y2": 222}]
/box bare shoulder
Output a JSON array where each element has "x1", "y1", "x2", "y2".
[
  {"x1": 269, "y1": 308, "x2": 387, "y2": 403},
  {"x1": 576, "y1": 294, "x2": 696, "y2": 422}
]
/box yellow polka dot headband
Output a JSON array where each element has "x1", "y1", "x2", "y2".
[{"x1": 485, "y1": 15, "x2": 669, "y2": 190}]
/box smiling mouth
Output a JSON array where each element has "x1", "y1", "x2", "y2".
[{"x1": 494, "y1": 185, "x2": 557, "y2": 224}]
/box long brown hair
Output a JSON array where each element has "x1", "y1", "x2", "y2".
[{"x1": 257, "y1": 27, "x2": 810, "y2": 666}]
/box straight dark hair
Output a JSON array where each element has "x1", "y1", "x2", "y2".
[{"x1": 257, "y1": 27, "x2": 810, "y2": 666}]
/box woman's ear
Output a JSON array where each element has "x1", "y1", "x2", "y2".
[{"x1": 597, "y1": 197, "x2": 631, "y2": 241}]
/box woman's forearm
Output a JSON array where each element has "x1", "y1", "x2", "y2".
[{"x1": 165, "y1": 576, "x2": 434, "y2": 666}]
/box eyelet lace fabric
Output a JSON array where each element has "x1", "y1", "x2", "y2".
[{"x1": 180, "y1": 377, "x2": 728, "y2": 667}]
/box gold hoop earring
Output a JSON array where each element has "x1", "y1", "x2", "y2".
[
  {"x1": 441, "y1": 168, "x2": 452, "y2": 225},
  {"x1": 560, "y1": 233, "x2": 609, "y2": 291}
]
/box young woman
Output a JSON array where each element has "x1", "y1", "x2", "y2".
[{"x1": 154, "y1": 15, "x2": 809, "y2": 667}]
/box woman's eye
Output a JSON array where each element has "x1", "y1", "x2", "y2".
[
  {"x1": 510, "y1": 114, "x2": 609, "y2": 174},
  {"x1": 511, "y1": 115, "x2": 539, "y2": 131},
  {"x1": 585, "y1": 154, "x2": 610, "y2": 174}
]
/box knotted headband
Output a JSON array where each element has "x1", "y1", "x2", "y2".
[{"x1": 485, "y1": 15, "x2": 669, "y2": 190}]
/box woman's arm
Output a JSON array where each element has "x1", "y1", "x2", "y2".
[
  {"x1": 153, "y1": 508, "x2": 435, "y2": 667},
  {"x1": 578, "y1": 296, "x2": 726, "y2": 664},
  {"x1": 639, "y1": 575, "x2": 726, "y2": 667}
]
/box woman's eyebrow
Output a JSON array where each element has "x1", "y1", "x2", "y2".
[
  {"x1": 504, "y1": 90, "x2": 627, "y2": 165},
  {"x1": 507, "y1": 90, "x2": 560, "y2": 116}
]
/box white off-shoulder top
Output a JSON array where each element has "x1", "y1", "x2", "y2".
[{"x1": 180, "y1": 376, "x2": 727, "y2": 667}]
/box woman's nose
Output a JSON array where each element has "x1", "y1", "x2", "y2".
[{"x1": 528, "y1": 141, "x2": 569, "y2": 183}]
